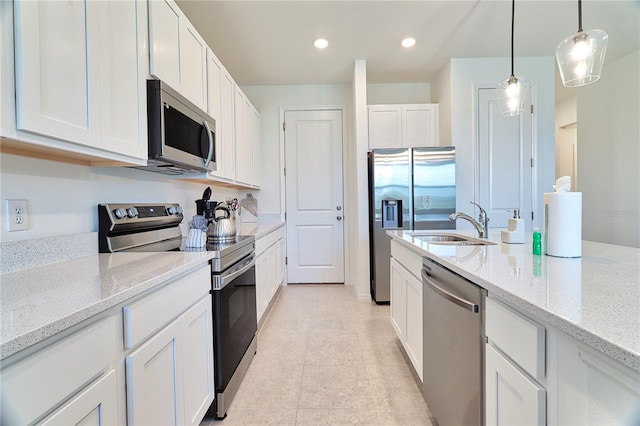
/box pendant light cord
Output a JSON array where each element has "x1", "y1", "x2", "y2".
[
  {"x1": 578, "y1": 0, "x2": 583, "y2": 32},
  {"x1": 510, "y1": 0, "x2": 515, "y2": 77}
]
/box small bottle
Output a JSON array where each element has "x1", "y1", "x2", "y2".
[{"x1": 532, "y1": 228, "x2": 542, "y2": 255}]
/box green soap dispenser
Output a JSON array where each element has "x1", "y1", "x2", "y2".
[{"x1": 532, "y1": 228, "x2": 542, "y2": 255}]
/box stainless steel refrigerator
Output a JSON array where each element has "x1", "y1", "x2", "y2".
[{"x1": 368, "y1": 147, "x2": 456, "y2": 303}]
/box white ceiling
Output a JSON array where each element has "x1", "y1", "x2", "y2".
[{"x1": 176, "y1": 0, "x2": 640, "y2": 100}]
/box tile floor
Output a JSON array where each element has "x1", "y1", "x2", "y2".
[{"x1": 202, "y1": 284, "x2": 434, "y2": 425}]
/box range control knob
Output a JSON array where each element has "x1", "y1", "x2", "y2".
[
  {"x1": 127, "y1": 207, "x2": 138, "y2": 218},
  {"x1": 168, "y1": 206, "x2": 177, "y2": 215},
  {"x1": 176, "y1": 206, "x2": 183, "y2": 215},
  {"x1": 114, "y1": 208, "x2": 127, "y2": 219}
]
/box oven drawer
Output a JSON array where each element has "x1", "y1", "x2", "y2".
[{"x1": 123, "y1": 264, "x2": 211, "y2": 349}]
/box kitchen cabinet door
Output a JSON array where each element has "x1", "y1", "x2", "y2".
[
  {"x1": 405, "y1": 271, "x2": 423, "y2": 381},
  {"x1": 126, "y1": 317, "x2": 183, "y2": 426},
  {"x1": 41, "y1": 370, "x2": 118, "y2": 426},
  {"x1": 402, "y1": 104, "x2": 439, "y2": 147},
  {"x1": 556, "y1": 333, "x2": 640, "y2": 425},
  {"x1": 148, "y1": 0, "x2": 207, "y2": 111},
  {"x1": 234, "y1": 88, "x2": 250, "y2": 185},
  {"x1": 368, "y1": 105, "x2": 401, "y2": 149},
  {"x1": 12, "y1": 0, "x2": 147, "y2": 162},
  {"x1": 485, "y1": 343, "x2": 546, "y2": 426},
  {"x1": 181, "y1": 296, "x2": 215, "y2": 426},
  {"x1": 255, "y1": 249, "x2": 268, "y2": 322},
  {"x1": 250, "y1": 104, "x2": 262, "y2": 188},
  {"x1": 389, "y1": 258, "x2": 407, "y2": 342},
  {"x1": 219, "y1": 69, "x2": 237, "y2": 181},
  {"x1": 13, "y1": 0, "x2": 101, "y2": 147},
  {"x1": 99, "y1": 0, "x2": 147, "y2": 160}
]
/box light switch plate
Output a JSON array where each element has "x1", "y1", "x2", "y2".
[{"x1": 6, "y1": 199, "x2": 29, "y2": 231}]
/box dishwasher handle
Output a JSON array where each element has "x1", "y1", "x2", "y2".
[{"x1": 422, "y1": 268, "x2": 479, "y2": 313}]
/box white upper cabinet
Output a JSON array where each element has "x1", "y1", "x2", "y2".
[
  {"x1": 207, "y1": 49, "x2": 235, "y2": 182},
  {"x1": 9, "y1": 0, "x2": 147, "y2": 162},
  {"x1": 14, "y1": 1, "x2": 101, "y2": 147},
  {"x1": 402, "y1": 104, "x2": 439, "y2": 148},
  {"x1": 368, "y1": 105, "x2": 401, "y2": 149},
  {"x1": 234, "y1": 88, "x2": 261, "y2": 188},
  {"x1": 149, "y1": 0, "x2": 207, "y2": 111},
  {"x1": 368, "y1": 104, "x2": 439, "y2": 149}
]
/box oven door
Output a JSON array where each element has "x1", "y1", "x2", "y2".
[{"x1": 212, "y1": 254, "x2": 257, "y2": 391}]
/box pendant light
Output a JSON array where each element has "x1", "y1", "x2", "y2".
[
  {"x1": 556, "y1": 0, "x2": 608, "y2": 87},
  {"x1": 496, "y1": 0, "x2": 530, "y2": 116}
]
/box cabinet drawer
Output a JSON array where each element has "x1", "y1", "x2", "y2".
[
  {"x1": 256, "y1": 226, "x2": 284, "y2": 256},
  {"x1": 1, "y1": 315, "x2": 119, "y2": 425},
  {"x1": 123, "y1": 264, "x2": 210, "y2": 349},
  {"x1": 390, "y1": 240, "x2": 422, "y2": 280},
  {"x1": 486, "y1": 297, "x2": 545, "y2": 380}
]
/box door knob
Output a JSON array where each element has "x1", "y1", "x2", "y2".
[
  {"x1": 336, "y1": 206, "x2": 342, "y2": 211},
  {"x1": 337, "y1": 216, "x2": 342, "y2": 220}
]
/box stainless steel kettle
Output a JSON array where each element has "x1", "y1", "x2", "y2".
[{"x1": 207, "y1": 204, "x2": 237, "y2": 241}]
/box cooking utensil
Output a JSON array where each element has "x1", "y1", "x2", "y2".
[{"x1": 202, "y1": 186, "x2": 212, "y2": 201}]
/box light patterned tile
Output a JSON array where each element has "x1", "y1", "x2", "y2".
[
  {"x1": 304, "y1": 332, "x2": 364, "y2": 366},
  {"x1": 298, "y1": 365, "x2": 376, "y2": 410},
  {"x1": 295, "y1": 408, "x2": 379, "y2": 425},
  {"x1": 231, "y1": 364, "x2": 303, "y2": 409},
  {"x1": 208, "y1": 408, "x2": 297, "y2": 425}
]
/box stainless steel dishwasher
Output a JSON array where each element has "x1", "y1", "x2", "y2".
[{"x1": 422, "y1": 256, "x2": 487, "y2": 426}]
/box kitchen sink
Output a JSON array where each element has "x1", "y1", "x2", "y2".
[{"x1": 407, "y1": 232, "x2": 496, "y2": 246}]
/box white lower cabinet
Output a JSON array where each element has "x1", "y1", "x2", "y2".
[
  {"x1": 485, "y1": 295, "x2": 640, "y2": 425},
  {"x1": 124, "y1": 264, "x2": 214, "y2": 426},
  {"x1": 0, "y1": 315, "x2": 122, "y2": 425},
  {"x1": 485, "y1": 344, "x2": 546, "y2": 425},
  {"x1": 41, "y1": 369, "x2": 118, "y2": 426},
  {"x1": 255, "y1": 226, "x2": 286, "y2": 322},
  {"x1": 389, "y1": 241, "x2": 423, "y2": 381},
  {"x1": 555, "y1": 332, "x2": 640, "y2": 425}
]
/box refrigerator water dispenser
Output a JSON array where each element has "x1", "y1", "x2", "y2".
[{"x1": 381, "y1": 200, "x2": 402, "y2": 228}]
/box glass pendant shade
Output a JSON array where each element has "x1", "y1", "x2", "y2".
[
  {"x1": 556, "y1": 29, "x2": 608, "y2": 87},
  {"x1": 497, "y1": 75, "x2": 530, "y2": 116}
]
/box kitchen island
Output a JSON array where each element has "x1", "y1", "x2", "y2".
[{"x1": 388, "y1": 228, "x2": 640, "y2": 425}]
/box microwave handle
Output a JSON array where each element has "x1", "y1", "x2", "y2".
[{"x1": 203, "y1": 120, "x2": 214, "y2": 168}]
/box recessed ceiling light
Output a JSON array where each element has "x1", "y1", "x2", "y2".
[
  {"x1": 314, "y1": 38, "x2": 329, "y2": 49},
  {"x1": 401, "y1": 37, "x2": 416, "y2": 48}
]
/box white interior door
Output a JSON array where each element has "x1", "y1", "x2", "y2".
[
  {"x1": 284, "y1": 109, "x2": 344, "y2": 283},
  {"x1": 477, "y1": 88, "x2": 534, "y2": 229}
]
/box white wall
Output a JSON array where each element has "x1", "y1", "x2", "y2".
[
  {"x1": 367, "y1": 83, "x2": 430, "y2": 104},
  {"x1": 432, "y1": 62, "x2": 452, "y2": 147},
  {"x1": 0, "y1": 153, "x2": 242, "y2": 242},
  {"x1": 578, "y1": 50, "x2": 640, "y2": 248},
  {"x1": 447, "y1": 56, "x2": 556, "y2": 230},
  {"x1": 555, "y1": 97, "x2": 577, "y2": 186}
]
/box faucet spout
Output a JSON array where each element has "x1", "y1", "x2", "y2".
[{"x1": 449, "y1": 202, "x2": 490, "y2": 238}]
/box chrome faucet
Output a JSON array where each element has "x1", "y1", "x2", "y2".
[{"x1": 449, "y1": 202, "x2": 490, "y2": 238}]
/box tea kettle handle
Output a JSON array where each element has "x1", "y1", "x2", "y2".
[{"x1": 213, "y1": 205, "x2": 230, "y2": 220}]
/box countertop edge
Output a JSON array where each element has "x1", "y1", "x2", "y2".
[
  {"x1": 388, "y1": 231, "x2": 640, "y2": 372},
  {"x1": 0, "y1": 254, "x2": 215, "y2": 360}
]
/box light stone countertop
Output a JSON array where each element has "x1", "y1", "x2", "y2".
[
  {"x1": 387, "y1": 229, "x2": 640, "y2": 372},
  {"x1": 237, "y1": 219, "x2": 285, "y2": 239},
  {"x1": 0, "y1": 221, "x2": 286, "y2": 361},
  {"x1": 0, "y1": 251, "x2": 215, "y2": 360}
]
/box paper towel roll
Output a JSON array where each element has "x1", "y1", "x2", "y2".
[{"x1": 543, "y1": 192, "x2": 582, "y2": 257}]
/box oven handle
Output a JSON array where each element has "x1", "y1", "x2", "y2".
[{"x1": 213, "y1": 253, "x2": 256, "y2": 290}]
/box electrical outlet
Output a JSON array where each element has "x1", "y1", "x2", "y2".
[{"x1": 6, "y1": 199, "x2": 29, "y2": 232}]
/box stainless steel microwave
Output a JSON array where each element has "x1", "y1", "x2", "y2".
[{"x1": 139, "y1": 79, "x2": 216, "y2": 175}]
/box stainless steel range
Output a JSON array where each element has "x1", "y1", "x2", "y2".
[{"x1": 98, "y1": 203, "x2": 257, "y2": 419}]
